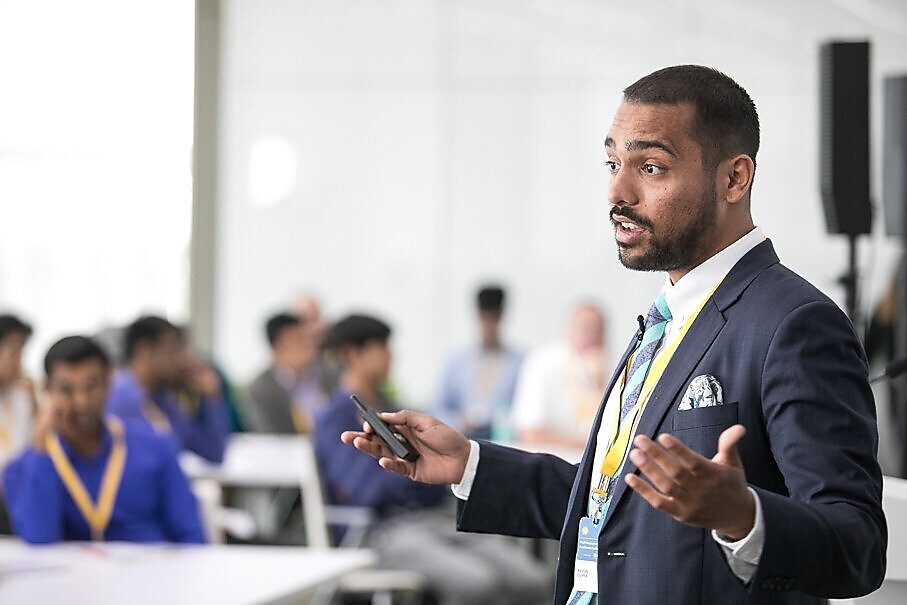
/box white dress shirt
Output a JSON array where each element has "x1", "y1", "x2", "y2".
[{"x1": 453, "y1": 226, "x2": 768, "y2": 583}]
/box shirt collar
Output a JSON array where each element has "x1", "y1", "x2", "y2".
[{"x1": 662, "y1": 226, "x2": 766, "y2": 324}]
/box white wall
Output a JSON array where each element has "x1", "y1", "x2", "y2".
[
  {"x1": 0, "y1": 0, "x2": 194, "y2": 372},
  {"x1": 215, "y1": 0, "x2": 907, "y2": 405}
]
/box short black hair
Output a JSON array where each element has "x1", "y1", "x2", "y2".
[
  {"x1": 123, "y1": 316, "x2": 179, "y2": 361},
  {"x1": 0, "y1": 314, "x2": 33, "y2": 344},
  {"x1": 477, "y1": 286, "x2": 505, "y2": 312},
  {"x1": 266, "y1": 313, "x2": 303, "y2": 346},
  {"x1": 323, "y1": 314, "x2": 391, "y2": 351},
  {"x1": 44, "y1": 336, "x2": 110, "y2": 379},
  {"x1": 623, "y1": 65, "x2": 760, "y2": 171}
]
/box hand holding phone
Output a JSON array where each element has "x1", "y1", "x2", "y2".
[{"x1": 351, "y1": 395, "x2": 420, "y2": 462}]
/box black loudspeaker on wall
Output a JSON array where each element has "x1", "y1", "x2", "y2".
[
  {"x1": 883, "y1": 76, "x2": 907, "y2": 236},
  {"x1": 819, "y1": 41, "x2": 872, "y2": 235}
]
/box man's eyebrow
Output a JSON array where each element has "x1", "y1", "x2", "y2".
[{"x1": 604, "y1": 137, "x2": 677, "y2": 158}]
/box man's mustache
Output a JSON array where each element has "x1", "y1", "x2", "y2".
[{"x1": 610, "y1": 206, "x2": 653, "y2": 231}]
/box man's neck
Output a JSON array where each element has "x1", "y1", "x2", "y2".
[
  {"x1": 343, "y1": 374, "x2": 379, "y2": 407},
  {"x1": 667, "y1": 221, "x2": 755, "y2": 285},
  {"x1": 272, "y1": 359, "x2": 302, "y2": 380},
  {"x1": 481, "y1": 338, "x2": 502, "y2": 352},
  {"x1": 61, "y1": 421, "x2": 105, "y2": 459},
  {"x1": 130, "y1": 363, "x2": 158, "y2": 393}
]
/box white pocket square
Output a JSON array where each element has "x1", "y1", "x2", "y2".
[{"x1": 678, "y1": 374, "x2": 723, "y2": 411}]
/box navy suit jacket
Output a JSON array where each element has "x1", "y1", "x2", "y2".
[{"x1": 457, "y1": 240, "x2": 887, "y2": 604}]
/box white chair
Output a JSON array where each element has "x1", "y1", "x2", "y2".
[{"x1": 183, "y1": 434, "x2": 427, "y2": 604}]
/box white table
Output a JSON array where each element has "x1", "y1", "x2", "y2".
[
  {"x1": 181, "y1": 434, "x2": 331, "y2": 546},
  {"x1": 181, "y1": 434, "x2": 315, "y2": 488},
  {"x1": 0, "y1": 538, "x2": 375, "y2": 605}
]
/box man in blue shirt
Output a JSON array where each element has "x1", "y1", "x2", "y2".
[
  {"x1": 106, "y1": 316, "x2": 229, "y2": 463},
  {"x1": 317, "y1": 314, "x2": 548, "y2": 605},
  {"x1": 3, "y1": 336, "x2": 205, "y2": 544},
  {"x1": 434, "y1": 286, "x2": 522, "y2": 440}
]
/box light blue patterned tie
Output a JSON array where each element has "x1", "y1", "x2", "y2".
[
  {"x1": 567, "y1": 295, "x2": 672, "y2": 605},
  {"x1": 620, "y1": 293, "x2": 672, "y2": 423}
]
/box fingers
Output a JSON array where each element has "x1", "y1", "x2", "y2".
[
  {"x1": 378, "y1": 456, "x2": 415, "y2": 477},
  {"x1": 342, "y1": 432, "x2": 395, "y2": 461},
  {"x1": 378, "y1": 410, "x2": 435, "y2": 431},
  {"x1": 714, "y1": 424, "x2": 746, "y2": 468},
  {"x1": 625, "y1": 473, "x2": 676, "y2": 516},
  {"x1": 634, "y1": 435, "x2": 689, "y2": 477},
  {"x1": 648, "y1": 433, "x2": 705, "y2": 471},
  {"x1": 628, "y1": 448, "x2": 677, "y2": 495},
  {"x1": 340, "y1": 430, "x2": 360, "y2": 445}
]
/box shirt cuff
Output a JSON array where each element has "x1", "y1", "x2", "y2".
[
  {"x1": 711, "y1": 487, "x2": 764, "y2": 583},
  {"x1": 451, "y1": 440, "x2": 481, "y2": 500}
]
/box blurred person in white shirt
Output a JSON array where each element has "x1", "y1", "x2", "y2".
[
  {"x1": 511, "y1": 302, "x2": 607, "y2": 450},
  {"x1": 0, "y1": 314, "x2": 38, "y2": 470}
]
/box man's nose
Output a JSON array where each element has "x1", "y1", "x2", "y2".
[{"x1": 608, "y1": 166, "x2": 638, "y2": 208}]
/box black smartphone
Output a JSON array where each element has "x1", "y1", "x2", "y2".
[{"x1": 350, "y1": 395, "x2": 420, "y2": 462}]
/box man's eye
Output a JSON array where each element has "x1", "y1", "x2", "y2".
[
  {"x1": 604, "y1": 160, "x2": 620, "y2": 173},
  {"x1": 642, "y1": 164, "x2": 665, "y2": 175}
]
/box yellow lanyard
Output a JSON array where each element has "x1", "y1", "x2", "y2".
[
  {"x1": 593, "y1": 280, "x2": 723, "y2": 496},
  {"x1": 46, "y1": 416, "x2": 128, "y2": 541},
  {"x1": 292, "y1": 406, "x2": 311, "y2": 434},
  {"x1": 142, "y1": 399, "x2": 173, "y2": 434}
]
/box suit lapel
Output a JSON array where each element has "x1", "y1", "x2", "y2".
[
  {"x1": 555, "y1": 334, "x2": 638, "y2": 601},
  {"x1": 599, "y1": 238, "x2": 782, "y2": 530},
  {"x1": 601, "y1": 300, "x2": 726, "y2": 529}
]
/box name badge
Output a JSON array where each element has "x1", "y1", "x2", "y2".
[{"x1": 574, "y1": 516, "x2": 599, "y2": 593}]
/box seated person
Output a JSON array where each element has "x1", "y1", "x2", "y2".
[
  {"x1": 0, "y1": 314, "x2": 38, "y2": 470},
  {"x1": 246, "y1": 313, "x2": 322, "y2": 434},
  {"x1": 511, "y1": 302, "x2": 608, "y2": 451},
  {"x1": 316, "y1": 314, "x2": 548, "y2": 605},
  {"x1": 434, "y1": 285, "x2": 522, "y2": 440},
  {"x1": 106, "y1": 316, "x2": 230, "y2": 463},
  {"x1": 3, "y1": 336, "x2": 205, "y2": 544},
  {"x1": 176, "y1": 344, "x2": 245, "y2": 433}
]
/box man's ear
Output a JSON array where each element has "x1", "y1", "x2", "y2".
[{"x1": 722, "y1": 154, "x2": 755, "y2": 205}]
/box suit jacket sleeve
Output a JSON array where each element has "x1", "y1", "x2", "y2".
[
  {"x1": 456, "y1": 441, "x2": 578, "y2": 540},
  {"x1": 245, "y1": 373, "x2": 294, "y2": 434},
  {"x1": 751, "y1": 300, "x2": 886, "y2": 597}
]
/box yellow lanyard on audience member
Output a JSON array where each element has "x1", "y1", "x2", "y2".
[
  {"x1": 292, "y1": 406, "x2": 310, "y2": 434},
  {"x1": 46, "y1": 416, "x2": 128, "y2": 541},
  {"x1": 142, "y1": 399, "x2": 173, "y2": 434},
  {"x1": 593, "y1": 280, "x2": 723, "y2": 496}
]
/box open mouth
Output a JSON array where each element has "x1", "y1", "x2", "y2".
[{"x1": 611, "y1": 213, "x2": 647, "y2": 245}]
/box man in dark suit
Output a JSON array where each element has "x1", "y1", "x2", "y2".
[
  {"x1": 341, "y1": 65, "x2": 887, "y2": 604},
  {"x1": 245, "y1": 313, "x2": 320, "y2": 434}
]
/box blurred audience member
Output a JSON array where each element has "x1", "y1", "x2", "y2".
[
  {"x1": 176, "y1": 339, "x2": 245, "y2": 433},
  {"x1": 293, "y1": 292, "x2": 341, "y2": 396},
  {"x1": 434, "y1": 286, "x2": 522, "y2": 439},
  {"x1": 512, "y1": 302, "x2": 608, "y2": 449},
  {"x1": 316, "y1": 314, "x2": 548, "y2": 605},
  {"x1": 106, "y1": 316, "x2": 229, "y2": 463},
  {"x1": 293, "y1": 293, "x2": 326, "y2": 340},
  {"x1": 0, "y1": 315, "x2": 38, "y2": 470},
  {"x1": 3, "y1": 336, "x2": 204, "y2": 544},
  {"x1": 246, "y1": 313, "x2": 323, "y2": 433},
  {"x1": 93, "y1": 325, "x2": 126, "y2": 367}
]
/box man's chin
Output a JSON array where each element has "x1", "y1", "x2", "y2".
[{"x1": 617, "y1": 247, "x2": 652, "y2": 271}]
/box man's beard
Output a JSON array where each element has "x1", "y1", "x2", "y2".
[{"x1": 615, "y1": 187, "x2": 718, "y2": 273}]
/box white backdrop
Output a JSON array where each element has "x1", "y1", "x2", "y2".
[
  {"x1": 214, "y1": 0, "x2": 907, "y2": 406},
  {"x1": 0, "y1": 0, "x2": 194, "y2": 372}
]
